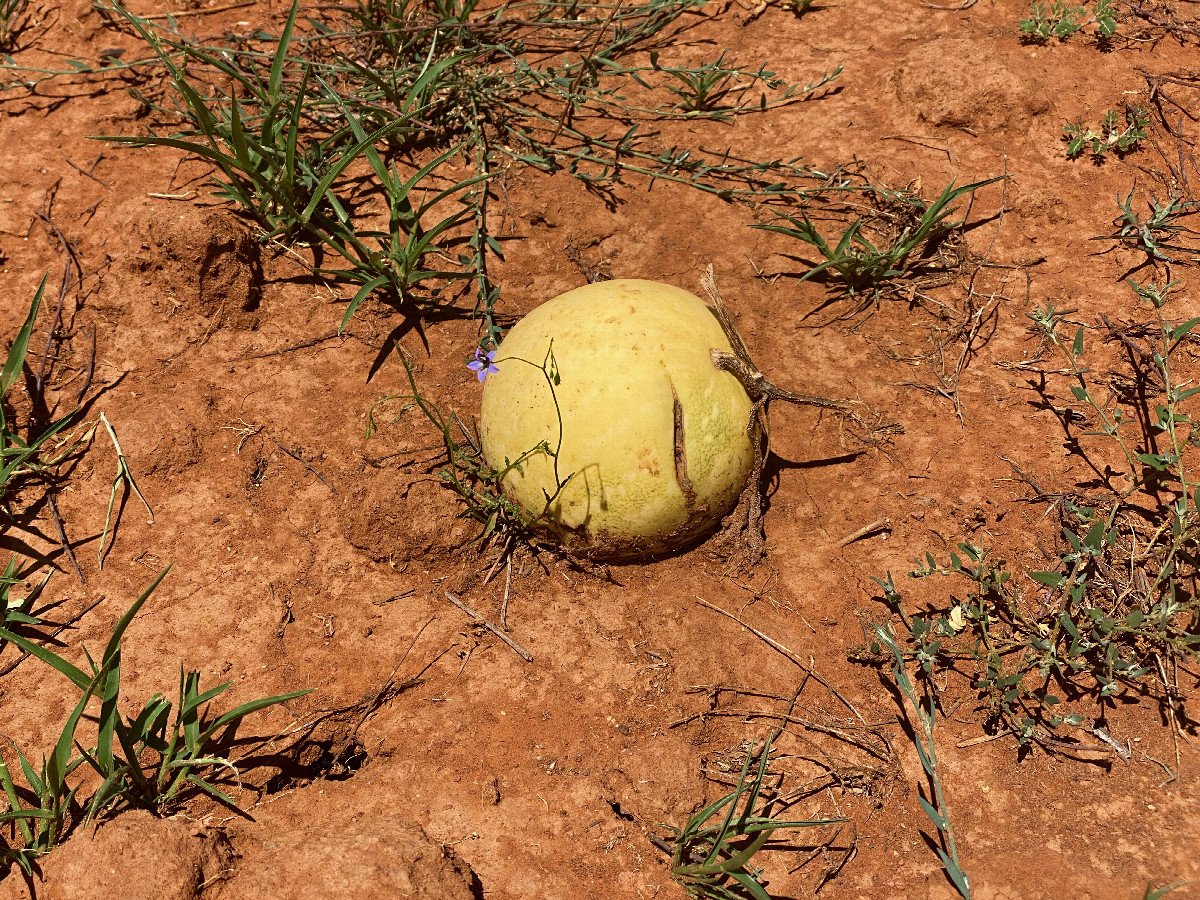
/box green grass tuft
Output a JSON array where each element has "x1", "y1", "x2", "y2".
[
  {"x1": 0, "y1": 567, "x2": 309, "y2": 870},
  {"x1": 660, "y1": 730, "x2": 845, "y2": 900},
  {"x1": 752, "y1": 176, "x2": 1003, "y2": 306}
]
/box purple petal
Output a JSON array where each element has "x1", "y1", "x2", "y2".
[{"x1": 468, "y1": 349, "x2": 498, "y2": 381}]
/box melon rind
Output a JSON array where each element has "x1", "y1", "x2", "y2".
[{"x1": 478, "y1": 279, "x2": 754, "y2": 558}]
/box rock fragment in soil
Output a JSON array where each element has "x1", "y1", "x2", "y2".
[{"x1": 888, "y1": 37, "x2": 1052, "y2": 131}]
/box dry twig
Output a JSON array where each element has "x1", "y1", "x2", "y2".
[{"x1": 445, "y1": 591, "x2": 533, "y2": 662}]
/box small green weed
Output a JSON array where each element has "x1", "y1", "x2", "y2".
[
  {"x1": 858, "y1": 279, "x2": 1200, "y2": 756},
  {"x1": 875, "y1": 626, "x2": 970, "y2": 899},
  {"x1": 367, "y1": 347, "x2": 573, "y2": 548},
  {"x1": 1064, "y1": 107, "x2": 1149, "y2": 159},
  {"x1": 660, "y1": 730, "x2": 844, "y2": 900},
  {"x1": 641, "y1": 49, "x2": 841, "y2": 121},
  {"x1": 0, "y1": 567, "x2": 309, "y2": 869},
  {"x1": 752, "y1": 176, "x2": 1003, "y2": 305},
  {"x1": 98, "y1": 0, "x2": 471, "y2": 300},
  {"x1": 1020, "y1": 0, "x2": 1117, "y2": 41},
  {"x1": 1101, "y1": 186, "x2": 1200, "y2": 263}
]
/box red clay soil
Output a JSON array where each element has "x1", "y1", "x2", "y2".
[{"x1": 1, "y1": 0, "x2": 1200, "y2": 897}]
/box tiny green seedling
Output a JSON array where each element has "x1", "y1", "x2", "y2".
[
  {"x1": 1021, "y1": 0, "x2": 1086, "y2": 39},
  {"x1": 323, "y1": 99, "x2": 490, "y2": 334},
  {"x1": 81, "y1": 665, "x2": 310, "y2": 815},
  {"x1": 0, "y1": 685, "x2": 94, "y2": 870},
  {"x1": 1064, "y1": 107, "x2": 1149, "y2": 159},
  {"x1": 0, "y1": 571, "x2": 163, "y2": 871}
]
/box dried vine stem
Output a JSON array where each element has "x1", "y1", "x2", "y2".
[{"x1": 700, "y1": 265, "x2": 869, "y2": 561}]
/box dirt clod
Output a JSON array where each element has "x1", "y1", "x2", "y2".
[
  {"x1": 137, "y1": 208, "x2": 263, "y2": 324},
  {"x1": 11, "y1": 810, "x2": 232, "y2": 900},
  {"x1": 212, "y1": 817, "x2": 478, "y2": 900}
]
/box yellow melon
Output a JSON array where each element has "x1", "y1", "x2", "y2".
[{"x1": 479, "y1": 279, "x2": 753, "y2": 558}]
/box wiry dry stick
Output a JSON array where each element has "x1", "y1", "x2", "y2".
[
  {"x1": 501, "y1": 554, "x2": 513, "y2": 629},
  {"x1": 836, "y1": 518, "x2": 891, "y2": 548},
  {"x1": 143, "y1": 0, "x2": 256, "y2": 18},
  {"x1": 228, "y1": 332, "x2": 344, "y2": 362},
  {"x1": 346, "y1": 617, "x2": 435, "y2": 740},
  {"x1": 271, "y1": 437, "x2": 337, "y2": 494},
  {"x1": 695, "y1": 597, "x2": 866, "y2": 725},
  {"x1": 482, "y1": 535, "x2": 512, "y2": 586},
  {"x1": 956, "y1": 730, "x2": 1013, "y2": 749},
  {"x1": 669, "y1": 708, "x2": 819, "y2": 728},
  {"x1": 445, "y1": 591, "x2": 533, "y2": 662},
  {"x1": 696, "y1": 597, "x2": 810, "y2": 668},
  {"x1": 76, "y1": 325, "x2": 96, "y2": 407},
  {"x1": 46, "y1": 492, "x2": 85, "y2": 584}
]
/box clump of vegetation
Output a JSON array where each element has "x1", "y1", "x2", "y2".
[
  {"x1": 0, "y1": 567, "x2": 309, "y2": 872},
  {"x1": 1064, "y1": 107, "x2": 1149, "y2": 159},
  {"x1": 1019, "y1": 0, "x2": 1118, "y2": 41},
  {"x1": 858, "y1": 279, "x2": 1200, "y2": 762},
  {"x1": 752, "y1": 176, "x2": 1002, "y2": 307},
  {"x1": 1100, "y1": 187, "x2": 1200, "y2": 263},
  {"x1": 88, "y1": 0, "x2": 840, "y2": 346},
  {"x1": 658, "y1": 729, "x2": 844, "y2": 900}
]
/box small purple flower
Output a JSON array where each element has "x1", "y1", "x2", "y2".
[{"x1": 467, "y1": 348, "x2": 499, "y2": 382}]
